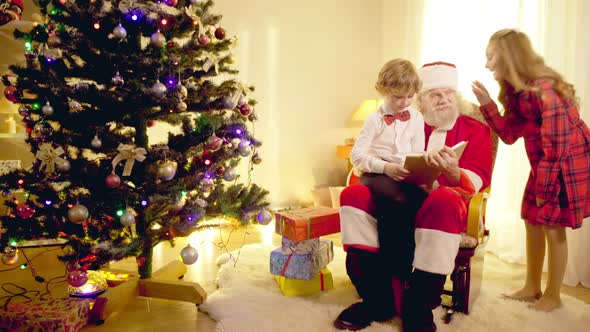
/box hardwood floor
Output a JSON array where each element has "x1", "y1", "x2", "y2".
[{"x1": 4, "y1": 223, "x2": 588, "y2": 331}]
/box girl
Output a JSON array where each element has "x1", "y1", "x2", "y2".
[{"x1": 472, "y1": 28, "x2": 590, "y2": 312}]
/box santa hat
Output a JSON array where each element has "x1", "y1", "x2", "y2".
[{"x1": 418, "y1": 61, "x2": 458, "y2": 92}]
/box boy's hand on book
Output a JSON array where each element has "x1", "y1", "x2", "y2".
[{"x1": 384, "y1": 162, "x2": 410, "y2": 182}]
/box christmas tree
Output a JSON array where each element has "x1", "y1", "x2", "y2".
[{"x1": 0, "y1": 0, "x2": 271, "y2": 280}]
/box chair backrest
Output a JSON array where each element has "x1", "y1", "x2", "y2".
[{"x1": 465, "y1": 106, "x2": 499, "y2": 175}]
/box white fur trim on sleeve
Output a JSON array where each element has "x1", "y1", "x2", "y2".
[
  {"x1": 340, "y1": 206, "x2": 379, "y2": 249},
  {"x1": 462, "y1": 168, "x2": 483, "y2": 192},
  {"x1": 413, "y1": 228, "x2": 461, "y2": 275}
]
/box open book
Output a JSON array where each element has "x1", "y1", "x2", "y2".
[{"x1": 403, "y1": 141, "x2": 468, "y2": 186}]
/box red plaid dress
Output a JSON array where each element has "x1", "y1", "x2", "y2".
[{"x1": 480, "y1": 79, "x2": 590, "y2": 228}]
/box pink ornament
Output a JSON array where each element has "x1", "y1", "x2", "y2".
[
  {"x1": 16, "y1": 203, "x2": 35, "y2": 219},
  {"x1": 67, "y1": 269, "x2": 89, "y2": 287},
  {"x1": 105, "y1": 173, "x2": 121, "y2": 188},
  {"x1": 3, "y1": 86, "x2": 20, "y2": 103},
  {"x1": 206, "y1": 134, "x2": 223, "y2": 151},
  {"x1": 198, "y1": 34, "x2": 210, "y2": 46},
  {"x1": 239, "y1": 103, "x2": 252, "y2": 116}
]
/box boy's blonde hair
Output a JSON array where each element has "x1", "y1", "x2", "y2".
[
  {"x1": 375, "y1": 59, "x2": 422, "y2": 97},
  {"x1": 489, "y1": 29, "x2": 577, "y2": 106}
]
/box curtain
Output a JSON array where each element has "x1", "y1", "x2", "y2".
[{"x1": 417, "y1": 0, "x2": 590, "y2": 287}]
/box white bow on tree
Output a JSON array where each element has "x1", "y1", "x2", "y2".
[
  {"x1": 111, "y1": 144, "x2": 147, "y2": 176},
  {"x1": 35, "y1": 143, "x2": 66, "y2": 174}
]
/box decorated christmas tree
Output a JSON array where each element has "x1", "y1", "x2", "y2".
[{"x1": 0, "y1": 0, "x2": 271, "y2": 280}]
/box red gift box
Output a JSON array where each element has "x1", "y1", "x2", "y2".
[
  {"x1": 0, "y1": 297, "x2": 91, "y2": 332},
  {"x1": 275, "y1": 207, "x2": 340, "y2": 241}
]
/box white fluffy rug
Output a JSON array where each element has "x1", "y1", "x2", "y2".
[{"x1": 199, "y1": 243, "x2": 590, "y2": 332}]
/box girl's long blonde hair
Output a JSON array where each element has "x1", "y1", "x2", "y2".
[{"x1": 489, "y1": 29, "x2": 577, "y2": 108}]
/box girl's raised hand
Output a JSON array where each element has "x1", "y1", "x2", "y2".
[{"x1": 471, "y1": 80, "x2": 493, "y2": 106}]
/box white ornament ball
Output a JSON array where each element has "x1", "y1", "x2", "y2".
[
  {"x1": 120, "y1": 208, "x2": 136, "y2": 226},
  {"x1": 151, "y1": 82, "x2": 167, "y2": 98},
  {"x1": 113, "y1": 24, "x2": 127, "y2": 39},
  {"x1": 57, "y1": 159, "x2": 71, "y2": 172},
  {"x1": 151, "y1": 31, "x2": 166, "y2": 48},
  {"x1": 91, "y1": 136, "x2": 102, "y2": 149},
  {"x1": 180, "y1": 245, "x2": 198, "y2": 265},
  {"x1": 42, "y1": 101, "x2": 54, "y2": 115},
  {"x1": 68, "y1": 204, "x2": 89, "y2": 223},
  {"x1": 257, "y1": 208, "x2": 273, "y2": 225},
  {"x1": 239, "y1": 145, "x2": 252, "y2": 157},
  {"x1": 223, "y1": 168, "x2": 236, "y2": 181},
  {"x1": 157, "y1": 161, "x2": 177, "y2": 181}
]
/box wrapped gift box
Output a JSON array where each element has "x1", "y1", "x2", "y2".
[
  {"x1": 275, "y1": 207, "x2": 340, "y2": 241},
  {"x1": 275, "y1": 268, "x2": 334, "y2": 296},
  {"x1": 270, "y1": 239, "x2": 333, "y2": 280},
  {"x1": 275, "y1": 268, "x2": 333, "y2": 297},
  {"x1": 280, "y1": 237, "x2": 320, "y2": 255},
  {"x1": 0, "y1": 297, "x2": 90, "y2": 332}
]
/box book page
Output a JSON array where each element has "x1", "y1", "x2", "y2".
[{"x1": 403, "y1": 141, "x2": 468, "y2": 185}]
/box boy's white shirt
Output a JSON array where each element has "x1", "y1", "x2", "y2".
[{"x1": 350, "y1": 103, "x2": 425, "y2": 174}]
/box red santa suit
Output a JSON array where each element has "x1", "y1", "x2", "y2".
[{"x1": 341, "y1": 115, "x2": 493, "y2": 273}]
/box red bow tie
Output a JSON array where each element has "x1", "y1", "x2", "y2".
[{"x1": 383, "y1": 110, "x2": 410, "y2": 125}]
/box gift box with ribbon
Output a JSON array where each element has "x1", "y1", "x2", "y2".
[
  {"x1": 270, "y1": 239, "x2": 333, "y2": 280},
  {"x1": 274, "y1": 268, "x2": 333, "y2": 297},
  {"x1": 274, "y1": 207, "x2": 340, "y2": 242},
  {"x1": 279, "y1": 237, "x2": 320, "y2": 255},
  {"x1": 0, "y1": 297, "x2": 91, "y2": 331}
]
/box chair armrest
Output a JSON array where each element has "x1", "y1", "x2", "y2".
[{"x1": 466, "y1": 187, "x2": 490, "y2": 242}]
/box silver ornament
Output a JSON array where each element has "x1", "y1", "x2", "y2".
[
  {"x1": 113, "y1": 24, "x2": 127, "y2": 39},
  {"x1": 68, "y1": 204, "x2": 89, "y2": 223},
  {"x1": 150, "y1": 31, "x2": 166, "y2": 48},
  {"x1": 57, "y1": 159, "x2": 71, "y2": 172},
  {"x1": 199, "y1": 177, "x2": 214, "y2": 192},
  {"x1": 190, "y1": 0, "x2": 201, "y2": 5},
  {"x1": 177, "y1": 85, "x2": 188, "y2": 100},
  {"x1": 90, "y1": 136, "x2": 102, "y2": 149},
  {"x1": 176, "y1": 101, "x2": 187, "y2": 112},
  {"x1": 252, "y1": 152, "x2": 262, "y2": 164},
  {"x1": 256, "y1": 208, "x2": 273, "y2": 225},
  {"x1": 238, "y1": 95, "x2": 247, "y2": 106},
  {"x1": 120, "y1": 208, "x2": 136, "y2": 226},
  {"x1": 42, "y1": 101, "x2": 54, "y2": 116},
  {"x1": 18, "y1": 105, "x2": 30, "y2": 117},
  {"x1": 111, "y1": 71, "x2": 125, "y2": 86},
  {"x1": 239, "y1": 145, "x2": 252, "y2": 157},
  {"x1": 180, "y1": 244, "x2": 198, "y2": 265},
  {"x1": 248, "y1": 112, "x2": 258, "y2": 122},
  {"x1": 223, "y1": 95, "x2": 236, "y2": 109},
  {"x1": 151, "y1": 81, "x2": 167, "y2": 98},
  {"x1": 238, "y1": 140, "x2": 250, "y2": 153},
  {"x1": 223, "y1": 168, "x2": 236, "y2": 181},
  {"x1": 157, "y1": 161, "x2": 177, "y2": 181}
]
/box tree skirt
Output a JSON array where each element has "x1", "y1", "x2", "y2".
[{"x1": 199, "y1": 243, "x2": 590, "y2": 332}]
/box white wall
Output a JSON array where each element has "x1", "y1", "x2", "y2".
[{"x1": 214, "y1": 0, "x2": 383, "y2": 207}]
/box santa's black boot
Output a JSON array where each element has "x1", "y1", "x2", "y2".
[
  {"x1": 334, "y1": 248, "x2": 395, "y2": 331},
  {"x1": 402, "y1": 269, "x2": 447, "y2": 332}
]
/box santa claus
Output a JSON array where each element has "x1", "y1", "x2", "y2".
[
  {"x1": 0, "y1": 0, "x2": 23, "y2": 27},
  {"x1": 334, "y1": 62, "x2": 494, "y2": 332}
]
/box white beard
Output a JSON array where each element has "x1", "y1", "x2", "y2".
[{"x1": 423, "y1": 106, "x2": 458, "y2": 128}]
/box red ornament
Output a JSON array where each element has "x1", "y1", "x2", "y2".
[
  {"x1": 167, "y1": 41, "x2": 175, "y2": 48},
  {"x1": 147, "y1": 119, "x2": 155, "y2": 127},
  {"x1": 215, "y1": 28, "x2": 226, "y2": 40},
  {"x1": 105, "y1": 173, "x2": 121, "y2": 188},
  {"x1": 3, "y1": 86, "x2": 21, "y2": 103},
  {"x1": 215, "y1": 165, "x2": 225, "y2": 176},
  {"x1": 165, "y1": 0, "x2": 178, "y2": 6},
  {"x1": 15, "y1": 203, "x2": 35, "y2": 219},
  {"x1": 67, "y1": 269, "x2": 88, "y2": 287},
  {"x1": 239, "y1": 103, "x2": 252, "y2": 116}
]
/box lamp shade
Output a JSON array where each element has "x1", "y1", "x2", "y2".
[{"x1": 350, "y1": 99, "x2": 382, "y2": 125}]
